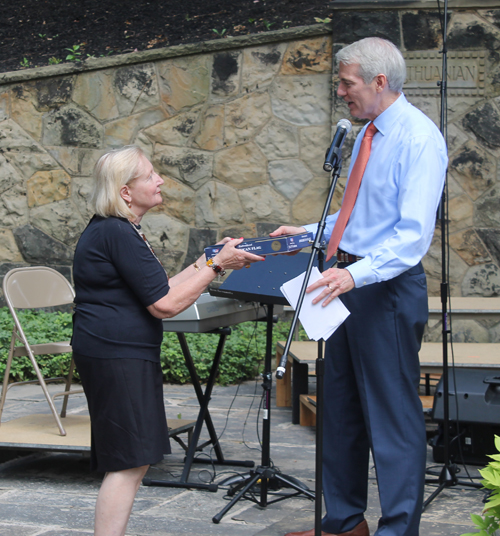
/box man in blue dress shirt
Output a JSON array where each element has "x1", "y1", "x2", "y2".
[{"x1": 272, "y1": 38, "x2": 448, "y2": 536}]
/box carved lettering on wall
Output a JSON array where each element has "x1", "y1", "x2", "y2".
[{"x1": 403, "y1": 51, "x2": 485, "y2": 96}]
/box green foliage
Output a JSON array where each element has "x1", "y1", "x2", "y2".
[
  {"x1": 65, "y1": 44, "x2": 82, "y2": 62},
  {"x1": 19, "y1": 58, "x2": 30, "y2": 68},
  {"x1": 462, "y1": 435, "x2": 500, "y2": 535},
  {"x1": 48, "y1": 57, "x2": 62, "y2": 65},
  {"x1": 262, "y1": 20, "x2": 274, "y2": 31},
  {"x1": 212, "y1": 28, "x2": 227, "y2": 38},
  {"x1": 0, "y1": 308, "x2": 73, "y2": 382},
  {"x1": 0, "y1": 307, "x2": 308, "y2": 386},
  {"x1": 160, "y1": 319, "x2": 307, "y2": 385}
]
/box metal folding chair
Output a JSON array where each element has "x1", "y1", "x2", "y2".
[{"x1": 0, "y1": 266, "x2": 83, "y2": 436}]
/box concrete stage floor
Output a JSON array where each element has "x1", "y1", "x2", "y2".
[{"x1": 0, "y1": 380, "x2": 487, "y2": 536}]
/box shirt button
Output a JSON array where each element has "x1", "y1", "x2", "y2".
[{"x1": 363, "y1": 281, "x2": 367, "y2": 285}]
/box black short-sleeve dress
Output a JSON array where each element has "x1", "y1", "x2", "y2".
[{"x1": 72, "y1": 215, "x2": 171, "y2": 472}]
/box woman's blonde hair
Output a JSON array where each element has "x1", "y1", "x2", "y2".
[{"x1": 91, "y1": 145, "x2": 145, "y2": 219}]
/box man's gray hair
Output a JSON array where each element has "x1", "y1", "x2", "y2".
[{"x1": 336, "y1": 37, "x2": 406, "y2": 92}]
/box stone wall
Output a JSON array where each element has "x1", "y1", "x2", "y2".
[{"x1": 1, "y1": 2, "x2": 500, "y2": 304}]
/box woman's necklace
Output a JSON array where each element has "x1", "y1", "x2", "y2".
[{"x1": 128, "y1": 220, "x2": 163, "y2": 266}]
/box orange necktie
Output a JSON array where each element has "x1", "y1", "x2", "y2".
[{"x1": 326, "y1": 122, "x2": 378, "y2": 262}]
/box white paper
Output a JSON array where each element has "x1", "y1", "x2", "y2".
[{"x1": 280, "y1": 267, "x2": 350, "y2": 341}]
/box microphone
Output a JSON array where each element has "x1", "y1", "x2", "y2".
[{"x1": 323, "y1": 118, "x2": 352, "y2": 172}]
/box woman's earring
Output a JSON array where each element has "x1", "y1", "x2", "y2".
[{"x1": 127, "y1": 202, "x2": 132, "y2": 208}]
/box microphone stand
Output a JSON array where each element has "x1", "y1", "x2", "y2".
[
  {"x1": 276, "y1": 153, "x2": 344, "y2": 536},
  {"x1": 423, "y1": 0, "x2": 481, "y2": 508}
]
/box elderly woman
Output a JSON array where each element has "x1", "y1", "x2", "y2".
[{"x1": 71, "y1": 145, "x2": 263, "y2": 536}]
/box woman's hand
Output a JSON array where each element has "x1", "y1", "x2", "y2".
[
  {"x1": 213, "y1": 238, "x2": 264, "y2": 270},
  {"x1": 306, "y1": 267, "x2": 355, "y2": 306}
]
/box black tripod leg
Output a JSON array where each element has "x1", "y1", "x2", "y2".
[
  {"x1": 274, "y1": 473, "x2": 315, "y2": 500},
  {"x1": 212, "y1": 472, "x2": 262, "y2": 524}
]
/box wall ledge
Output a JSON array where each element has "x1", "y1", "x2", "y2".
[{"x1": 0, "y1": 24, "x2": 332, "y2": 86}]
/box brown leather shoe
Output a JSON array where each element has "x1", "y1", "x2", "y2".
[{"x1": 284, "y1": 519, "x2": 369, "y2": 536}]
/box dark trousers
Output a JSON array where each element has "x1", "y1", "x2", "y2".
[{"x1": 321, "y1": 263, "x2": 428, "y2": 536}]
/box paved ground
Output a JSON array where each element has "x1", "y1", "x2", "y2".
[{"x1": 0, "y1": 379, "x2": 487, "y2": 536}]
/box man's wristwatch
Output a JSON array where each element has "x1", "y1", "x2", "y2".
[{"x1": 206, "y1": 258, "x2": 226, "y2": 277}]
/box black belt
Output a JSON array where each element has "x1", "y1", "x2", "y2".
[{"x1": 336, "y1": 249, "x2": 363, "y2": 266}]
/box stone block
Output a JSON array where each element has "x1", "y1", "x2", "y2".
[
  {"x1": 71, "y1": 176, "x2": 94, "y2": 223},
  {"x1": 195, "y1": 181, "x2": 244, "y2": 228},
  {"x1": 477, "y1": 228, "x2": 500, "y2": 267},
  {"x1": 104, "y1": 107, "x2": 169, "y2": 148},
  {"x1": 143, "y1": 108, "x2": 199, "y2": 147},
  {"x1": 239, "y1": 185, "x2": 290, "y2": 223},
  {"x1": 158, "y1": 55, "x2": 210, "y2": 112},
  {"x1": 43, "y1": 105, "x2": 103, "y2": 148},
  {"x1": 330, "y1": 11, "x2": 401, "y2": 47},
  {"x1": 447, "y1": 123, "x2": 470, "y2": 156},
  {"x1": 213, "y1": 143, "x2": 267, "y2": 188},
  {"x1": 280, "y1": 36, "x2": 333, "y2": 75},
  {"x1": 211, "y1": 51, "x2": 241, "y2": 98},
  {"x1": 139, "y1": 213, "x2": 189, "y2": 252},
  {"x1": 154, "y1": 145, "x2": 213, "y2": 190},
  {"x1": 447, "y1": 12, "x2": 500, "y2": 51},
  {"x1": 462, "y1": 262, "x2": 500, "y2": 296},
  {"x1": 474, "y1": 188, "x2": 500, "y2": 228},
  {"x1": 0, "y1": 91, "x2": 8, "y2": 121},
  {"x1": 0, "y1": 229, "x2": 23, "y2": 263},
  {"x1": 0, "y1": 118, "x2": 44, "y2": 153},
  {"x1": 451, "y1": 318, "x2": 490, "y2": 343},
  {"x1": 255, "y1": 118, "x2": 299, "y2": 160},
  {"x1": 157, "y1": 176, "x2": 195, "y2": 225},
  {"x1": 292, "y1": 175, "x2": 342, "y2": 226},
  {"x1": 270, "y1": 74, "x2": 331, "y2": 126},
  {"x1": 73, "y1": 70, "x2": 119, "y2": 121},
  {"x1": 193, "y1": 105, "x2": 224, "y2": 151},
  {"x1": 34, "y1": 77, "x2": 73, "y2": 110},
  {"x1": 449, "y1": 229, "x2": 490, "y2": 266},
  {"x1": 113, "y1": 63, "x2": 160, "y2": 116},
  {"x1": 447, "y1": 96, "x2": 483, "y2": 123},
  {"x1": 449, "y1": 140, "x2": 496, "y2": 201},
  {"x1": 402, "y1": 11, "x2": 444, "y2": 51},
  {"x1": 10, "y1": 86, "x2": 45, "y2": 141},
  {"x1": 221, "y1": 224, "x2": 257, "y2": 240},
  {"x1": 30, "y1": 199, "x2": 86, "y2": 245},
  {"x1": 181, "y1": 228, "x2": 218, "y2": 270},
  {"x1": 224, "y1": 92, "x2": 272, "y2": 146},
  {"x1": 152, "y1": 247, "x2": 185, "y2": 275},
  {"x1": 13, "y1": 224, "x2": 73, "y2": 264},
  {"x1": 406, "y1": 96, "x2": 440, "y2": 128},
  {"x1": 27, "y1": 169, "x2": 71, "y2": 207},
  {"x1": 447, "y1": 193, "x2": 473, "y2": 234},
  {"x1": 463, "y1": 101, "x2": 500, "y2": 149},
  {"x1": 269, "y1": 159, "x2": 313, "y2": 200},
  {"x1": 423, "y1": 233, "x2": 468, "y2": 296},
  {"x1": 46, "y1": 147, "x2": 104, "y2": 177},
  {"x1": 242, "y1": 43, "x2": 287, "y2": 91},
  {"x1": 299, "y1": 125, "x2": 334, "y2": 175}
]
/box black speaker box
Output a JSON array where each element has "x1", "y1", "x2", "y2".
[{"x1": 431, "y1": 368, "x2": 500, "y2": 465}]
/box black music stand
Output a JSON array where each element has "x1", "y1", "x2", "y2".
[
  {"x1": 143, "y1": 327, "x2": 257, "y2": 492},
  {"x1": 209, "y1": 253, "x2": 333, "y2": 523}
]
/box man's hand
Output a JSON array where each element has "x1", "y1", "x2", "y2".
[
  {"x1": 269, "y1": 225, "x2": 308, "y2": 256},
  {"x1": 269, "y1": 225, "x2": 307, "y2": 237},
  {"x1": 307, "y1": 268, "x2": 355, "y2": 306}
]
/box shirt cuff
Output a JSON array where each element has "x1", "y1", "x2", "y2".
[{"x1": 346, "y1": 258, "x2": 378, "y2": 287}]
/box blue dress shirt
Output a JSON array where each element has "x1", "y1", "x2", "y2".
[{"x1": 304, "y1": 93, "x2": 448, "y2": 288}]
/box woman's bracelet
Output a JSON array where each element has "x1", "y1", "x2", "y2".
[
  {"x1": 206, "y1": 258, "x2": 226, "y2": 279},
  {"x1": 193, "y1": 262, "x2": 201, "y2": 272}
]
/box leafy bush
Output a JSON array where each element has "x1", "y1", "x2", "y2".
[
  {"x1": 0, "y1": 307, "x2": 307, "y2": 385},
  {"x1": 462, "y1": 435, "x2": 500, "y2": 536}
]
